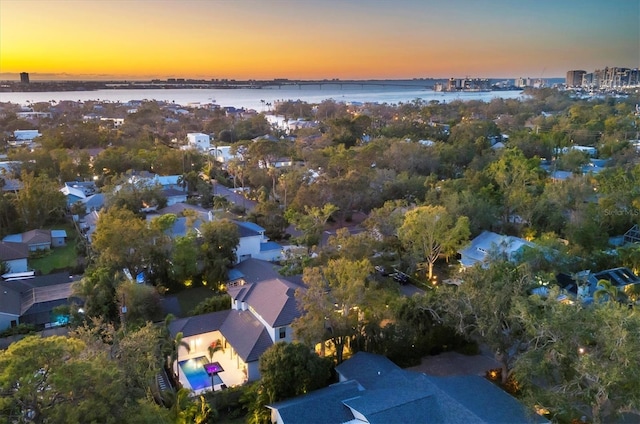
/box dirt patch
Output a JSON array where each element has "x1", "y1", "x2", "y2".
[{"x1": 408, "y1": 350, "x2": 500, "y2": 377}]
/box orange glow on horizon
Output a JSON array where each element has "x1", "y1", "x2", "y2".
[{"x1": 1, "y1": 0, "x2": 638, "y2": 81}]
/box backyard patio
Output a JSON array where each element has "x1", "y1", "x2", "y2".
[{"x1": 174, "y1": 333, "x2": 248, "y2": 396}]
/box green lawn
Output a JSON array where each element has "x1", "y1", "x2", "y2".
[
  {"x1": 174, "y1": 286, "x2": 218, "y2": 316},
  {"x1": 29, "y1": 224, "x2": 79, "y2": 275}
]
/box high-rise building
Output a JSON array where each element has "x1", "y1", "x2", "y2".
[
  {"x1": 566, "y1": 70, "x2": 586, "y2": 87},
  {"x1": 20, "y1": 72, "x2": 29, "y2": 84}
]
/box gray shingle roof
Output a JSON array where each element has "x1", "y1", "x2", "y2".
[
  {"x1": 220, "y1": 310, "x2": 272, "y2": 362},
  {"x1": 235, "y1": 221, "x2": 261, "y2": 238},
  {"x1": 272, "y1": 352, "x2": 547, "y2": 424},
  {"x1": 168, "y1": 310, "x2": 230, "y2": 338},
  {"x1": 426, "y1": 374, "x2": 547, "y2": 423},
  {"x1": 336, "y1": 351, "x2": 400, "y2": 387},
  {"x1": 268, "y1": 380, "x2": 362, "y2": 424},
  {"x1": 0, "y1": 282, "x2": 21, "y2": 315},
  {"x1": 229, "y1": 258, "x2": 285, "y2": 283},
  {"x1": 227, "y1": 278, "x2": 302, "y2": 327},
  {"x1": 20, "y1": 229, "x2": 52, "y2": 245},
  {"x1": 0, "y1": 241, "x2": 28, "y2": 261}
]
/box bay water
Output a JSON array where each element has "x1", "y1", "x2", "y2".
[{"x1": 0, "y1": 85, "x2": 526, "y2": 110}]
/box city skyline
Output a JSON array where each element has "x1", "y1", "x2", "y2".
[{"x1": 0, "y1": 0, "x2": 638, "y2": 81}]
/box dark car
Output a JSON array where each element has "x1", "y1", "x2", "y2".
[
  {"x1": 375, "y1": 265, "x2": 390, "y2": 276},
  {"x1": 393, "y1": 272, "x2": 409, "y2": 285}
]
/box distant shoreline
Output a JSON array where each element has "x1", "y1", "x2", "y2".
[{"x1": 0, "y1": 78, "x2": 543, "y2": 93}]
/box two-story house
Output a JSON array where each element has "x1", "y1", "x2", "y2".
[{"x1": 167, "y1": 276, "x2": 304, "y2": 394}]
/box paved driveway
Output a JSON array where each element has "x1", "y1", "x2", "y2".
[{"x1": 408, "y1": 349, "x2": 500, "y2": 377}]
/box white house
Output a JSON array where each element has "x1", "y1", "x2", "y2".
[
  {"x1": 186, "y1": 133, "x2": 211, "y2": 152},
  {"x1": 0, "y1": 241, "x2": 29, "y2": 274},
  {"x1": 234, "y1": 221, "x2": 282, "y2": 263},
  {"x1": 227, "y1": 277, "x2": 299, "y2": 344},
  {"x1": 168, "y1": 275, "x2": 303, "y2": 393},
  {"x1": 145, "y1": 207, "x2": 282, "y2": 263},
  {"x1": 0, "y1": 272, "x2": 78, "y2": 332},
  {"x1": 13, "y1": 130, "x2": 41, "y2": 141},
  {"x1": 15, "y1": 112, "x2": 51, "y2": 120},
  {"x1": 3, "y1": 229, "x2": 67, "y2": 252},
  {"x1": 458, "y1": 231, "x2": 535, "y2": 269},
  {"x1": 209, "y1": 145, "x2": 237, "y2": 163},
  {"x1": 100, "y1": 117, "x2": 125, "y2": 128}
]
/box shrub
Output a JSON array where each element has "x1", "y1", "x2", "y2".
[{"x1": 0, "y1": 323, "x2": 37, "y2": 338}]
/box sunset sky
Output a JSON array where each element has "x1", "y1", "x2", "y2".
[{"x1": 0, "y1": 0, "x2": 638, "y2": 81}]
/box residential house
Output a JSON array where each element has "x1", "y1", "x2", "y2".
[
  {"x1": 0, "y1": 241, "x2": 29, "y2": 274},
  {"x1": 0, "y1": 272, "x2": 80, "y2": 331},
  {"x1": 0, "y1": 161, "x2": 22, "y2": 192},
  {"x1": 162, "y1": 188, "x2": 188, "y2": 206},
  {"x1": 3, "y1": 229, "x2": 67, "y2": 252},
  {"x1": 227, "y1": 277, "x2": 299, "y2": 343},
  {"x1": 119, "y1": 173, "x2": 187, "y2": 208},
  {"x1": 209, "y1": 145, "x2": 239, "y2": 164},
  {"x1": 267, "y1": 352, "x2": 547, "y2": 424},
  {"x1": 60, "y1": 181, "x2": 102, "y2": 210},
  {"x1": 167, "y1": 275, "x2": 304, "y2": 394},
  {"x1": 459, "y1": 231, "x2": 534, "y2": 269},
  {"x1": 557, "y1": 267, "x2": 640, "y2": 303},
  {"x1": 144, "y1": 205, "x2": 282, "y2": 263},
  {"x1": 235, "y1": 220, "x2": 282, "y2": 263},
  {"x1": 7, "y1": 130, "x2": 42, "y2": 147},
  {"x1": 13, "y1": 129, "x2": 41, "y2": 141},
  {"x1": 186, "y1": 133, "x2": 211, "y2": 152}
]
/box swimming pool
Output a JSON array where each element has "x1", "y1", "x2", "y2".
[{"x1": 179, "y1": 356, "x2": 213, "y2": 391}]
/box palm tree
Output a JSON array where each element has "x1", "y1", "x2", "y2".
[
  {"x1": 623, "y1": 283, "x2": 640, "y2": 304},
  {"x1": 171, "y1": 331, "x2": 190, "y2": 385},
  {"x1": 594, "y1": 279, "x2": 619, "y2": 303},
  {"x1": 618, "y1": 244, "x2": 640, "y2": 275},
  {"x1": 207, "y1": 339, "x2": 224, "y2": 363},
  {"x1": 163, "y1": 388, "x2": 213, "y2": 424}
]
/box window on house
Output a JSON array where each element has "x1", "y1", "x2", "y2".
[{"x1": 279, "y1": 327, "x2": 286, "y2": 339}]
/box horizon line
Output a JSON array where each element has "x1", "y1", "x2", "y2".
[{"x1": 0, "y1": 75, "x2": 566, "y2": 82}]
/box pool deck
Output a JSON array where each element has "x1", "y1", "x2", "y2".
[{"x1": 175, "y1": 348, "x2": 247, "y2": 396}]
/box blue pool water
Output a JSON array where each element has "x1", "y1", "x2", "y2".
[{"x1": 179, "y1": 356, "x2": 212, "y2": 390}]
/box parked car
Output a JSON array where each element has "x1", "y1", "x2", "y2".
[
  {"x1": 375, "y1": 265, "x2": 390, "y2": 276},
  {"x1": 392, "y1": 272, "x2": 409, "y2": 285}
]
